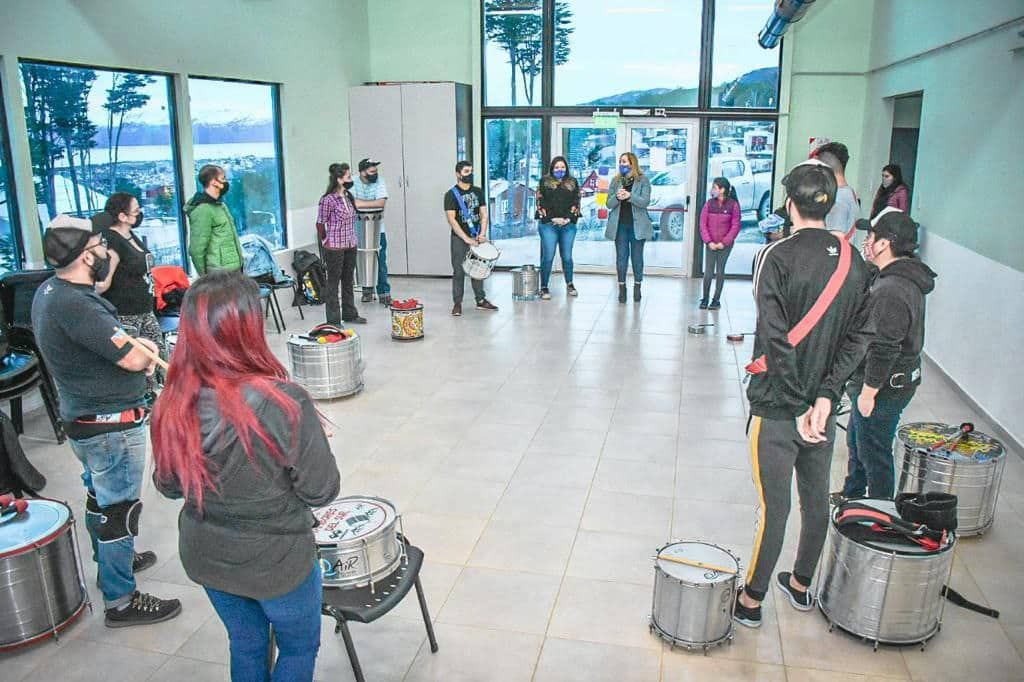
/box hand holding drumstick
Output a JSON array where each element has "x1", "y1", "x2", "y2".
[{"x1": 113, "y1": 327, "x2": 167, "y2": 374}]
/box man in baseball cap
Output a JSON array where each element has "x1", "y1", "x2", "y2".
[
  {"x1": 840, "y1": 207, "x2": 936, "y2": 501},
  {"x1": 33, "y1": 214, "x2": 182, "y2": 628},
  {"x1": 351, "y1": 157, "x2": 393, "y2": 305}
]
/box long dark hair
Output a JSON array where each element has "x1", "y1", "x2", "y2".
[
  {"x1": 871, "y1": 164, "x2": 907, "y2": 218},
  {"x1": 711, "y1": 176, "x2": 738, "y2": 203},
  {"x1": 323, "y1": 162, "x2": 351, "y2": 198},
  {"x1": 104, "y1": 192, "x2": 137, "y2": 225},
  {"x1": 543, "y1": 156, "x2": 577, "y2": 190},
  {"x1": 151, "y1": 270, "x2": 300, "y2": 508}
]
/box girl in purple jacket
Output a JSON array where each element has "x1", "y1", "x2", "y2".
[{"x1": 699, "y1": 177, "x2": 741, "y2": 309}]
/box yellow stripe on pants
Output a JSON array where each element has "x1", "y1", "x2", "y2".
[{"x1": 746, "y1": 416, "x2": 767, "y2": 588}]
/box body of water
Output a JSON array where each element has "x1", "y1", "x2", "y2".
[{"x1": 54, "y1": 142, "x2": 276, "y2": 167}]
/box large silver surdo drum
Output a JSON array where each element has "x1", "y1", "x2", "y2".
[
  {"x1": 355, "y1": 211, "x2": 382, "y2": 288},
  {"x1": 0, "y1": 498, "x2": 89, "y2": 651},
  {"x1": 314, "y1": 496, "x2": 404, "y2": 591},
  {"x1": 896, "y1": 422, "x2": 1005, "y2": 536},
  {"x1": 816, "y1": 499, "x2": 954, "y2": 647},
  {"x1": 650, "y1": 541, "x2": 740, "y2": 652},
  {"x1": 511, "y1": 265, "x2": 540, "y2": 301},
  {"x1": 287, "y1": 332, "x2": 364, "y2": 399}
]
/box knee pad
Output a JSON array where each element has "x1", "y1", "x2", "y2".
[{"x1": 95, "y1": 499, "x2": 143, "y2": 543}]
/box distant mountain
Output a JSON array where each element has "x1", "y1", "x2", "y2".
[
  {"x1": 584, "y1": 87, "x2": 697, "y2": 107},
  {"x1": 92, "y1": 119, "x2": 275, "y2": 147},
  {"x1": 581, "y1": 66, "x2": 779, "y2": 109}
]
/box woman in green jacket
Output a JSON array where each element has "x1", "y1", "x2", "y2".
[{"x1": 187, "y1": 164, "x2": 244, "y2": 275}]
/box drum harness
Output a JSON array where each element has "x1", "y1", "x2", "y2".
[
  {"x1": 452, "y1": 186, "x2": 480, "y2": 238},
  {"x1": 836, "y1": 497, "x2": 999, "y2": 619}
]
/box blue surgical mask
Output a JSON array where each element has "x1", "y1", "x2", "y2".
[
  {"x1": 553, "y1": 169, "x2": 566, "y2": 180},
  {"x1": 619, "y1": 164, "x2": 631, "y2": 176}
]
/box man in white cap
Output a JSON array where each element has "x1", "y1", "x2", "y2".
[{"x1": 31, "y1": 215, "x2": 182, "y2": 628}]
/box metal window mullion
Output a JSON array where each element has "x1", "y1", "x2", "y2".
[
  {"x1": 542, "y1": 0, "x2": 555, "y2": 108},
  {"x1": 699, "y1": 0, "x2": 716, "y2": 111}
]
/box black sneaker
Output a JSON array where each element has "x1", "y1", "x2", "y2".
[
  {"x1": 733, "y1": 592, "x2": 762, "y2": 628},
  {"x1": 699, "y1": 299, "x2": 709, "y2": 309},
  {"x1": 343, "y1": 316, "x2": 368, "y2": 324},
  {"x1": 776, "y1": 572, "x2": 814, "y2": 611},
  {"x1": 476, "y1": 299, "x2": 499, "y2": 311},
  {"x1": 708, "y1": 299, "x2": 721, "y2": 310},
  {"x1": 104, "y1": 591, "x2": 182, "y2": 628}
]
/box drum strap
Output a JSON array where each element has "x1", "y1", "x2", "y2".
[
  {"x1": 942, "y1": 585, "x2": 1000, "y2": 619},
  {"x1": 452, "y1": 186, "x2": 480, "y2": 238}
]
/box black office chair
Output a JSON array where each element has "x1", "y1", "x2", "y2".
[{"x1": 0, "y1": 350, "x2": 64, "y2": 442}]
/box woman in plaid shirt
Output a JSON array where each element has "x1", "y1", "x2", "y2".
[{"x1": 317, "y1": 163, "x2": 365, "y2": 324}]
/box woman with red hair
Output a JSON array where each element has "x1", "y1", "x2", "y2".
[{"x1": 152, "y1": 270, "x2": 339, "y2": 682}]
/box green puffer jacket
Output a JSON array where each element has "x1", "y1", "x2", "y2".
[{"x1": 185, "y1": 192, "x2": 244, "y2": 275}]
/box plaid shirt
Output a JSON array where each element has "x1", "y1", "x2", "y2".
[{"x1": 317, "y1": 191, "x2": 357, "y2": 249}]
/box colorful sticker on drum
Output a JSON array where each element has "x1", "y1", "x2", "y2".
[
  {"x1": 898, "y1": 422, "x2": 1004, "y2": 460},
  {"x1": 314, "y1": 499, "x2": 392, "y2": 544}
]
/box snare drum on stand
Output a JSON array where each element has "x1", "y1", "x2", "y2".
[
  {"x1": 0, "y1": 498, "x2": 90, "y2": 651},
  {"x1": 462, "y1": 242, "x2": 500, "y2": 280},
  {"x1": 650, "y1": 541, "x2": 740, "y2": 653},
  {"x1": 314, "y1": 496, "x2": 405, "y2": 594}
]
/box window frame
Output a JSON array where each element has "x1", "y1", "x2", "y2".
[
  {"x1": 705, "y1": 0, "x2": 785, "y2": 113},
  {"x1": 0, "y1": 78, "x2": 25, "y2": 270},
  {"x1": 186, "y1": 74, "x2": 289, "y2": 249}
]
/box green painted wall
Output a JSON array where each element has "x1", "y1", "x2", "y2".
[{"x1": 1, "y1": 0, "x2": 370, "y2": 261}]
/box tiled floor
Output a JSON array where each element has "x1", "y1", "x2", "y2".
[{"x1": 4, "y1": 272, "x2": 1024, "y2": 681}]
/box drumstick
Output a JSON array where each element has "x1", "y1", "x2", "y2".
[
  {"x1": 657, "y1": 553, "x2": 737, "y2": 575},
  {"x1": 919, "y1": 422, "x2": 974, "y2": 454},
  {"x1": 113, "y1": 327, "x2": 169, "y2": 371}
]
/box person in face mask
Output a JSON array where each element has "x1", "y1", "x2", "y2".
[
  {"x1": 869, "y1": 164, "x2": 910, "y2": 218},
  {"x1": 31, "y1": 214, "x2": 182, "y2": 629},
  {"x1": 699, "y1": 177, "x2": 742, "y2": 309},
  {"x1": 605, "y1": 152, "x2": 653, "y2": 303},
  {"x1": 351, "y1": 158, "x2": 393, "y2": 306},
  {"x1": 837, "y1": 208, "x2": 936, "y2": 502},
  {"x1": 317, "y1": 163, "x2": 365, "y2": 325},
  {"x1": 95, "y1": 192, "x2": 165, "y2": 398},
  {"x1": 186, "y1": 164, "x2": 244, "y2": 275},
  {"x1": 535, "y1": 156, "x2": 581, "y2": 299}
]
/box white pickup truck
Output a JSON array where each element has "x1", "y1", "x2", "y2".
[{"x1": 647, "y1": 155, "x2": 772, "y2": 241}]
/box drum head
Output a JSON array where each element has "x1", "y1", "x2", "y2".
[
  {"x1": 0, "y1": 499, "x2": 70, "y2": 555},
  {"x1": 657, "y1": 541, "x2": 737, "y2": 583},
  {"x1": 314, "y1": 496, "x2": 397, "y2": 546},
  {"x1": 898, "y1": 422, "x2": 1004, "y2": 460},
  {"x1": 471, "y1": 242, "x2": 499, "y2": 260}
]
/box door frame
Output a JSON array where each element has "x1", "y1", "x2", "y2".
[{"x1": 550, "y1": 116, "x2": 700, "y2": 277}]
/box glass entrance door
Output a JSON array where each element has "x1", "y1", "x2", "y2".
[{"x1": 551, "y1": 117, "x2": 698, "y2": 275}]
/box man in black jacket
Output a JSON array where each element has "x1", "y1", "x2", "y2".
[
  {"x1": 735, "y1": 161, "x2": 872, "y2": 628},
  {"x1": 841, "y1": 208, "x2": 936, "y2": 499}
]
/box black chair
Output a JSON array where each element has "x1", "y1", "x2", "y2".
[
  {"x1": 321, "y1": 538, "x2": 439, "y2": 682},
  {"x1": 0, "y1": 350, "x2": 64, "y2": 442},
  {"x1": 259, "y1": 285, "x2": 283, "y2": 333}
]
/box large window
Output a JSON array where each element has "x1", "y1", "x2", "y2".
[
  {"x1": 484, "y1": 118, "x2": 542, "y2": 264},
  {"x1": 712, "y1": 0, "x2": 781, "y2": 108},
  {"x1": 188, "y1": 78, "x2": 286, "y2": 249},
  {"x1": 0, "y1": 86, "x2": 21, "y2": 274},
  {"x1": 555, "y1": 0, "x2": 702, "y2": 107},
  {"x1": 705, "y1": 120, "x2": 776, "y2": 275},
  {"x1": 19, "y1": 61, "x2": 184, "y2": 265},
  {"x1": 483, "y1": 1, "x2": 545, "y2": 107}
]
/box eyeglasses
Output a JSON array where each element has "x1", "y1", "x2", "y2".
[{"x1": 86, "y1": 237, "x2": 108, "y2": 251}]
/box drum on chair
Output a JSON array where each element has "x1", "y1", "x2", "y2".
[
  {"x1": 314, "y1": 496, "x2": 404, "y2": 592},
  {"x1": 355, "y1": 211, "x2": 383, "y2": 288},
  {"x1": 816, "y1": 498, "x2": 955, "y2": 648},
  {"x1": 897, "y1": 422, "x2": 1005, "y2": 536},
  {"x1": 650, "y1": 541, "x2": 739, "y2": 652},
  {"x1": 462, "y1": 242, "x2": 500, "y2": 280},
  {"x1": 0, "y1": 499, "x2": 89, "y2": 651},
  {"x1": 287, "y1": 333, "x2": 364, "y2": 399},
  {"x1": 511, "y1": 265, "x2": 540, "y2": 301},
  {"x1": 391, "y1": 304, "x2": 424, "y2": 341}
]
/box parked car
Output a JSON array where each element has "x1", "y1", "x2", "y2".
[{"x1": 647, "y1": 156, "x2": 772, "y2": 241}]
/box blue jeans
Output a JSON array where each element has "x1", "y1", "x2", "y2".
[
  {"x1": 205, "y1": 564, "x2": 323, "y2": 682},
  {"x1": 538, "y1": 223, "x2": 576, "y2": 288},
  {"x1": 614, "y1": 225, "x2": 645, "y2": 283},
  {"x1": 70, "y1": 425, "x2": 147, "y2": 608},
  {"x1": 843, "y1": 387, "x2": 916, "y2": 499},
  {"x1": 376, "y1": 232, "x2": 390, "y2": 294}
]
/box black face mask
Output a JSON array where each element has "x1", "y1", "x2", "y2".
[
  {"x1": 459, "y1": 174, "x2": 474, "y2": 185},
  {"x1": 219, "y1": 180, "x2": 230, "y2": 197},
  {"x1": 342, "y1": 180, "x2": 354, "y2": 190},
  {"x1": 132, "y1": 211, "x2": 144, "y2": 228},
  {"x1": 89, "y1": 252, "x2": 112, "y2": 283},
  {"x1": 365, "y1": 173, "x2": 379, "y2": 184}
]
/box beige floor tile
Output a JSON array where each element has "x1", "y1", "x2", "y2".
[
  {"x1": 581, "y1": 489, "x2": 674, "y2": 537},
  {"x1": 900, "y1": 607, "x2": 1024, "y2": 681},
  {"x1": 469, "y1": 520, "x2": 577, "y2": 575},
  {"x1": 387, "y1": 560, "x2": 464, "y2": 623},
  {"x1": 678, "y1": 415, "x2": 750, "y2": 443},
  {"x1": 314, "y1": 613, "x2": 427, "y2": 682},
  {"x1": 543, "y1": 405, "x2": 615, "y2": 432},
  {"x1": 25, "y1": 639, "x2": 169, "y2": 681},
  {"x1": 529, "y1": 424, "x2": 608, "y2": 456},
  {"x1": 593, "y1": 458, "x2": 676, "y2": 498},
  {"x1": 492, "y1": 482, "x2": 590, "y2": 528},
  {"x1": 548, "y1": 577, "x2": 661, "y2": 650},
  {"x1": 678, "y1": 437, "x2": 751, "y2": 471},
  {"x1": 785, "y1": 668, "x2": 906, "y2": 681},
  {"x1": 676, "y1": 465, "x2": 756, "y2": 504},
  {"x1": 407, "y1": 475, "x2": 506, "y2": 519},
  {"x1": 603, "y1": 430, "x2": 678, "y2": 463},
  {"x1": 660, "y1": 655, "x2": 786, "y2": 681},
  {"x1": 438, "y1": 449, "x2": 523, "y2": 484},
  {"x1": 566, "y1": 529, "x2": 662, "y2": 586},
  {"x1": 148, "y1": 657, "x2": 228, "y2": 682},
  {"x1": 511, "y1": 451, "x2": 598, "y2": 488},
  {"x1": 672, "y1": 499, "x2": 759, "y2": 547},
  {"x1": 175, "y1": 613, "x2": 229, "y2": 664},
  {"x1": 533, "y1": 637, "x2": 661, "y2": 682},
  {"x1": 438, "y1": 567, "x2": 561, "y2": 635},
  {"x1": 403, "y1": 623, "x2": 542, "y2": 682},
  {"x1": 400, "y1": 511, "x2": 487, "y2": 564},
  {"x1": 555, "y1": 386, "x2": 621, "y2": 409},
  {"x1": 610, "y1": 408, "x2": 679, "y2": 436}
]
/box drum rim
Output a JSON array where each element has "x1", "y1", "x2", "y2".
[
  {"x1": 654, "y1": 540, "x2": 739, "y2": 584},
  {"x1": 897, "y1": 421, "x2": 1005, "y2": 459},
  {"x1": 816, "y1": 600, "x2": 941, "y2": 646},
  {"x1": 0, "y1": 598, "x2": 88, "y2": 652},
  {"x1": 829, "y1": 505, "x2": 956, "y2": 557},
  {"x1": 0, "y1": 498, "x2": 74, "y2": 559},
  {"x1": 470, "y1": 243, "x2": 499, "y2": 259},
  {"x1": 313, "y1": 496, "x2": 399, "y2": 548},
  {"x1": 649, "y1": 614, "x2": 734, "y2": 649}
]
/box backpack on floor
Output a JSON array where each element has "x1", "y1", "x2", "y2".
[{"x1": 292, "y1": 250, "x2": 326, "y2": 306}]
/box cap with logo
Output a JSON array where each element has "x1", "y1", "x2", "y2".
[
  {"x1": 855, "y1": 207, "x2": 918, "y2": 247},
  {"x1": 358, "y1": 158, "x2": 381, "y2": 172},
  {"x1": 43, "y1": 214, "x2": 97, "y2": 268}
]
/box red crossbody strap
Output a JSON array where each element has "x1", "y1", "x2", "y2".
[{"x1": 746, "y1": 236, "x2": 852, "y2": 375}]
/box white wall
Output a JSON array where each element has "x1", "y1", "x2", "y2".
[{"x1": 1, "y1": 0, "x2": 371, "y2": 264}]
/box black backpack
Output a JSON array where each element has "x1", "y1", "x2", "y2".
[{"x1": 292, "y1": 250, "x2": 326, "y2": 306}]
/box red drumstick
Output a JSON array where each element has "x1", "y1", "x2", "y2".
[{"x1": 923, "y1": 422, "x2": 974, "y2": 453}]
